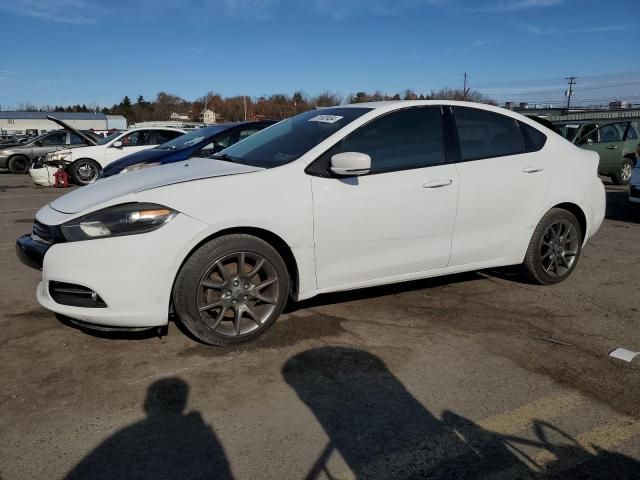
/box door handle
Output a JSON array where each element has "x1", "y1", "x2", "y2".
[
  {"x1": 522, "y1": 166, "x2": 545, "y2": 173},
  {"x1": 606, "y1": 145, "x2": 618, "y2": 150},
  {"x1": 422, "y1": 179, "x2": 453, "y2": 188}
]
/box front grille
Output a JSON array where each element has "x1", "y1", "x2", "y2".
[
  {"x1": 49, "y1": 281, "x2": 107, "y2": 308},
  {"x1": 631, "y1": 185, "x2": 640, "y2": 198}
]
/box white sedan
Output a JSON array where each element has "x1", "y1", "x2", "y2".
[
  {"x1": 36, "y1": 127, "x2": 185, "y2": 185},
  {"x1": 16, "y1": 101, "x2": 606, "y2": 346}
]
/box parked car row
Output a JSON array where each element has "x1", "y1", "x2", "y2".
[
  {"x1": 4, "y1": 115, "x2": 275, "y2": 187},
  {"x1": 0, "y1": 126, "x2": 103, "y2": 174}
]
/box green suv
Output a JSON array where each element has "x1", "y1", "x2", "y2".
[{"x1": 576, "y1": 121, "x2": 639, "y2": 185}]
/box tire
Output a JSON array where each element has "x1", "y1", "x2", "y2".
[
  {"x1": 173, "y1": 234, "x2": 290, "y2": 346},
  {"x1": 522, "y1": 208, "x2": 583, "y2": 285},
  {"x1": 610, "y1": 158, "x2": 634, "y2": 186},
  {"x1": 69, "y1": 158, "x2": 101, "y2": 185},
  {"x1": 7, "y1": 155, "x2": 30, "y2": 174}
]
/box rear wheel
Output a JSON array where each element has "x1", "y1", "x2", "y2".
[
  {"x1": 522, "y1": 208, "x2": 583, "y2": 285},
  {"x1": 69, "y1": 158, "x2": 101, "y2": 185},
  {"x1": 7, "y1": 155, "x2": 30, "y2": 174},
  {"x1": 173, "y1": 234, "x2": 290, "y2": 346},
  {"x1": 610, "y1": 158, "x2": 634, "y2": 186}
]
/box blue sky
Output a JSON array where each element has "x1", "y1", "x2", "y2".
[{"x1": 0, "y1": 0, "x2": 638, "y2": 108}]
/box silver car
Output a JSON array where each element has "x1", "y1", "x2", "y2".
[{"x1": 0, "y1": 118, "x2": 101, "y2": 174}]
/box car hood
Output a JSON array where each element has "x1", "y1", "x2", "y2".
[
  {"x1": 49, "y1": 159, "x2": 264, "y2": 214},
  {"x1": 102, "y1": 148, "x2": 175, "y2": 175},
  {"x1": 47, "y1": 115, "x2": 98, "y2": 146}
]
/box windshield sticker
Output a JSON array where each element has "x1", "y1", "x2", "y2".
[{"x1": 308, "y1": 115, "x2": 343, "y2": 124}]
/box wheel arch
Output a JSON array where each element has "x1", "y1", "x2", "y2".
[
  {"x1": 173, "y1": 226, "x2": 300, "y2": 300},
  {"x1": 71, "y1": 157, "x2": 102, "y2": 168},
  {"x1": 623, "y1": 153, "x2": 637, "y2": 166},
  {"x1": 550, "y1": 202, "x2": 587, "y2": 240}
]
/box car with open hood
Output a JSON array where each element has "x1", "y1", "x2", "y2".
[
  {"x1": 0, "y1": 115, "x2": 102, "y2": 174},
  {"x1": 16, "y1": 101, "x2": 605, "y2": 346},
  {"x1": 102, "y1": 121, "x2": 275, "y2": 177},
  {"x1": 37, "y1": 126, "x2": 186, "y2": 185}
]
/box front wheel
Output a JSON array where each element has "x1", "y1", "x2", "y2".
[
  {"x1": 173, "y1": 234, "x2": 290, "y2": 346},
  {"x1": 69, "y1": 158, "x2": 101, "y2": 185},
  {"x1": 522, "y1": 208, "x2": 583, "y2": 285}
]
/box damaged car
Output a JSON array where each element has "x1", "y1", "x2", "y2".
[
  {"x1": 1, "y1": 117, "x2": 102, "y2": 174},
  {"x1": 33, "y1": 123, "x2": 186, "y2": 185}
]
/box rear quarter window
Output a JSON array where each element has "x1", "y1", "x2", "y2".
[{"x1": 519, "y1": 122, "x2": 547, "y2": 152}]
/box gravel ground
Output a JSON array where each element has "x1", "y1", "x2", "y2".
[{"x1": 1, "y1": 171, "x2": 639, "y2": 479}]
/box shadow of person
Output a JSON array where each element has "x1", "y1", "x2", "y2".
[
  {"x1": 66, "y1": 377, "x2": 233, "y2": 480},
  {"x1": 282, "y1": 347, "x2": 523, "y2": 479}
]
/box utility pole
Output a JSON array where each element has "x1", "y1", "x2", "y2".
[
  {"x1": 565, "y1": 76, "x2": 577, "y2": 111},
  {"x1": 462, "y1": 72, "x2": 470, "y2": 100},
  {"x1": 243, "y1": 96, "x2": 247, "y2": 122}
]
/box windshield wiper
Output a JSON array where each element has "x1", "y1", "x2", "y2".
[{"x1": 209, "y1": 153, "x2": 243, "y2": 163}]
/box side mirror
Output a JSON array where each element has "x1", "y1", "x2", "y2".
[
  {"x1": 330, "y1": 152, "x2": 371, "y2": 176},
  {"x1": 35, "y1": 140, "x2": 43, "y2": 146},
  {"x1": 112, "y1": 140, "x2": 123, "y2": 148},
  {"x1": 587, "y1": 138, "x2": 594, "y2": 145}
]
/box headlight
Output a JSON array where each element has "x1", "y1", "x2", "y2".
[
  {"x1": 48, "y1": 151, "x2": 71, "y2": 161},
  {"x1": 121, "y1": 162, "x2": 162, "y2": 174},
  {"x1": 61, "y1": 203, "x2": 177, "y2": 242}
]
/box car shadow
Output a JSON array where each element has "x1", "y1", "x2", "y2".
[
  {"x1": 605, "y1": 187, "x2": 640, "y2": 224},
  {"x1": 282, "y1": 346, "x2": 640, "y2": 479},
  {"x1": 55, "y1": 313, "x2": 166, "y2": 341},
  {"x1": 286, "y1": 271, "x2": 485, "y2": 313}
]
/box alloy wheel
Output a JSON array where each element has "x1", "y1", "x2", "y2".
[
  {"x1": 539, "y1": 220, "x2": 579, "y2": 277},
  {"x1": 622, "y1": 163, "x2": 633, "y2": 183},
  {"x1": 197, "y1": 251, "x2": 279, "y2": 337},
  {"x1": 77, "y1": 162, "x2": 99, "y2": 183}
]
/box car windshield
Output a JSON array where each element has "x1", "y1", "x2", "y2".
[
  {"x1": 97, "y1": 131, "x2": 123, "y2": 145},
  {"x1": 218, "y1": 108, "x2": 372, "y2": 168},
  {"x1": 25, "y1": 133, "x2": 52, "y2": 145},
  {"x1": 156, "y1": 126, "x2": 228, "y2": 150}
]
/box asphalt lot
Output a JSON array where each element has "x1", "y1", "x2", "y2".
[{"x1": 1, "y1": 171, "x2": 639, "y2": 479}]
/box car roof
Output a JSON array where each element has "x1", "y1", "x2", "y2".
[
  {"x1": 335, "y1": 100, "x2": 496, "y2": 109},
  {"x1": 126, "y1": 127, "x2": 187, "y2": 132}
]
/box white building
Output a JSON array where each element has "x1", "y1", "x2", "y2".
[
  {"x1": 200, "y1": 109, "x2": 217, "y2": 124},
  {"x1": 0, "y1": 112, "x2": 126, "y2": 135},
  {"x1": 169, "y1": 112, "x2": 190, "y2": 121}
]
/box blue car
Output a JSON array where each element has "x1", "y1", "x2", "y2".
[{"x1": 102, "y1": 121, "x2": 275, "y2": 177}]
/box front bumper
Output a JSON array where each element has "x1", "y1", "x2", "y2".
[
  {"x1": 29, "y1": 213, "x2": 209, "y2": 328},
  {"x1": 16, "y1": 234, "x2": 50, "y2": 269}
]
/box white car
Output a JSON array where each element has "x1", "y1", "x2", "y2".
[
  {"x1": 17, "y1": 101, "x2": 606, "y2": 346},
  {"x1": 35, "y1": 127, "x2": 186, "y2": 185}
]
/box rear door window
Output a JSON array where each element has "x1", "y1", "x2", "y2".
[
  {"x1": 453, "y1": 108, "x2": 524, "y2": 161},
  {"x1": 599, "y1": 123, "x2": 626, "y2": 143}
]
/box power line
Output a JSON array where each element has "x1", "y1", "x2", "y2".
[{"x1": 487, "y1": 80, "x2": 640, "y2": 97}]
